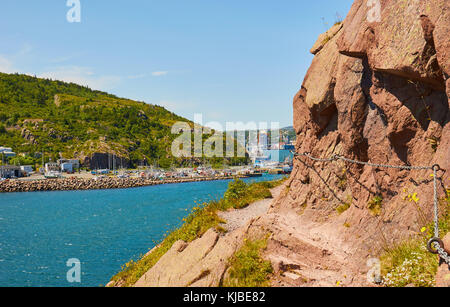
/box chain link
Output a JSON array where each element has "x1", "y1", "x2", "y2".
[
  {"x1": 292, "y1": 151, "x2": 449, "y2": 265},
  {"x1": 436, "y1": 244, "x2": 450, "y2": 266}
]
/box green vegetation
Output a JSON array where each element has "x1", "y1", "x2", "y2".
[
  {"x1": 224, "y1": 179, "x2": 274, "y2": 209},
  {"x1": 336, "y1": 168, "x2": 347, "y2": 190},
  {"x1": 381, "y1": 239, "x2": 438, "y2": 287},
  {"x1": 368, "y1": 195, "x2": 383, "y2": 216},
  {"x1": 0, "y1": 72, "x2": 247, "y2": 168},
  {"x1": 336, "y1": 202, "x2": 351, "y2": 215},
  {"x1": 336, "y1": 195, "x2": 352, "y2": 215},
  {"x1": 321, "y1": 36, "x2": 332, "y2": 45},
  {"x1": 427, "y1": 136, "x2": 440, "y2": 152},
  {"x1": 381, "y1": 189, "x2": 450, "y2": 287},
  {"x1": 222, "y1": 236, "x2": 273, "y2": 287},
  {"x1": 109, "y1": 177, "x2": 286, "y2": 287}
]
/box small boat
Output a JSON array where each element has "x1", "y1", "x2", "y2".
[
  {"x1": 45, "y1": 171, "x2": 62, "y2": 179},
  {"x1": 246, "y1": 170, "x2": 263, "y2": 177}
]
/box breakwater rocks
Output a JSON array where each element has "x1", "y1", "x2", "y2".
[{"x1": 0, "y1": 176, "x2": 242, "y2": 193}]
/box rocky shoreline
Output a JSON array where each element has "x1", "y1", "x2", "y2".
[{"x1": 0, "y1": 176, "x2": 245, "y2": 193}]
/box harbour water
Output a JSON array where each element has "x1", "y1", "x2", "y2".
[{"x1": 0, "y1": 174, "x2": 283, "y2": 287}]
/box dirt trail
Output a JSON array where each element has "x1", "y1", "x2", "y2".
[
  {"x1": 130, "y1": 183, "x2": 372, "y2": 287},
  {"x1": 221, "y1": 184, "x2": 370, "y2": 286},
  {"x1": 218, "y1": 186, "x2": 284, "y2": 232},
  {"x1": 258, "y1": 209, "x2": 370, "y2": 287}
]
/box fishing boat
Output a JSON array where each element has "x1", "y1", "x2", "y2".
[
  {"x1": 44, "y1": 171, "x2": 62, "y2": 179},
  {"x1": 246, "y1": 170, "x2": 263, "y2": 177}
]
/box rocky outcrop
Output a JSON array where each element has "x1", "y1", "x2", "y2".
[
  {"x1": 134, "y1": 229, "x2": 246, "y2": 287},
  {"x1": 281, "y1": 0, "x2": 449, "y2": 285},
  {"x1": 310, "y1": 22, "x2": 343, "y2": 55},
  {"x1": 20, "y1": 128, "x2": 37, "y2": 144}
]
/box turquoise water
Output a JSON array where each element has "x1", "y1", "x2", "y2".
[{"x1": 0, "y1": 174, "x2": 283, "y2": 287}]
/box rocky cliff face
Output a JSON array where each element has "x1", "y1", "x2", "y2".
[
  {"x1": 118, "y1": 0, "x2": 449, "y2": 287},
  {"x1": 244, "y1": 0, "x2": 449, "y2": 286},
  {"x1": 272, "y1": 0, "x2": 449, "y2": 284}
]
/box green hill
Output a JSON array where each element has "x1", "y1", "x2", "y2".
[{"x1": 0, "y1": 72, "x2": 247, "y2": 169}]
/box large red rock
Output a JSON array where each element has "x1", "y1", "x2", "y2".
[{"x1": 285, "y1": 0, "x2": 450, "y2": 267}]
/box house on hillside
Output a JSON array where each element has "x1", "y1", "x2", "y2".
[{"x1": 0, "y1": 147, "x2": 16, "y2": 158}]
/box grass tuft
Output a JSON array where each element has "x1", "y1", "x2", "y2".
[
  {"x1": 222, "y1": 237, "x2": 273, "y2": 287},
  {"x1": 368, "y1": 195, "x2": 383, "y2": 216},
  {"x1": 380, "y1": 189, "x2": 450, "y2": 287}
]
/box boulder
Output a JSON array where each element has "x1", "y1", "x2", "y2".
[{"x1": 134, "y1": 228, "x2": 246, "y2": 287}]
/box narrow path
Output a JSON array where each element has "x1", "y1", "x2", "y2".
[{"x1": 218, "y1": 186, "x2": 284, "y2": 232}]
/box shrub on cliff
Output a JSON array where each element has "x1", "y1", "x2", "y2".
[
  {"x1": 223, "y1": 237, "x2": 273, "y2": 287},
  {"x1": 224, "y1": 179, "x2": 247, "y2": 200},
  {"x1": 223, "y1": 179, "x2": 280, "y2": 209}
]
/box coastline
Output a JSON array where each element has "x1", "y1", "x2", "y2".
[
  {"x1": 0, "y1": 175, "x2": 250, "y2": 193},
  {"x1": 108, "y1": 178, "x2": 287, "y2": 287}
]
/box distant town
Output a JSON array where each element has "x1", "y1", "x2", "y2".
[{"x1": 0, "y1": 128, "x2": 295, "y2": 184}]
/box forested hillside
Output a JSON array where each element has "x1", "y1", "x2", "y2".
[{"x1": 0, "y1": 73, "x2": 247, "y2": 168}]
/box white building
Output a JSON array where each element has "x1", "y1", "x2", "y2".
[
  {"x1": 57, "y1": 159, "x2": 80, "y2": 170},
  {"x1": 20, "y1": 165, "x2": 34, "y2": 174},
  {"x1": 45, "y1": 162, "x2": 60, "y2": 173},
  {"x1": 0, "y1": 147, "x2": 16, "y2": 158}
]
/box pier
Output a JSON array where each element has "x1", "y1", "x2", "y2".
[{"x1": 0, "y1": 175, "x2": 251, "y2": 193}]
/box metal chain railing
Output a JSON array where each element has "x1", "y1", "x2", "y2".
[{"x1": 292, "y1": 151, "x2": 449, "y2": 265}]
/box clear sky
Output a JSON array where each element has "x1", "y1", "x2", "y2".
[{"x1": 0, "y1": 0, "x2": 353, "y2": 128}]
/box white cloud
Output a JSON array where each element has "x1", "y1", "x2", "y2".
[
  {"x1": 0, "y1": 43, "x2": 33, "y2": 74},
  {"x1": 0, "y1": 46, "x2": 121, "y2": 92},
  {"x1": 152, "y1": 71, "x2": 169, "y2": 77},
  {"x1": 39, "y1": 66, "x2": 121, "y2": 91},
  {"x1": 0, "y1": 54, "x2": 21, "y2": 74},
  {"x1": 127, "y1": 73, "x2": 147, "y2": 80}
]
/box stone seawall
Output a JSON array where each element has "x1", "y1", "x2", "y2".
[{"x1": 0, "y1": 176, "x2": 243, "y2": 193}]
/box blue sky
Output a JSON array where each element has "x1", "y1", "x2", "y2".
[{"x1": 0, "y1": 0, "x2": 353, "y2": 128}]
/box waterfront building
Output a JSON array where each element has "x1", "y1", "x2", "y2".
[
  {"x1": 20, "y1": 165, "x2": 34, "y2": 174},
  {"x1": 60, "y1": 163, "x2": 73, "y2": 173},
  {"x1": 259, "y1": 130, "x2": 268, "y2": 150},
  {"x1": 254, "y1": 149, "x2": 294, "y2": 167},
  {"x1": 45, "y1": 162, "x2": 60, "y2": 173},
  {"x1": 57, "y1": 159, "x2": 80, "y2": 170},
  {"x1": 0, "y1": 165, "x2": 23, "y2": 178}
]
